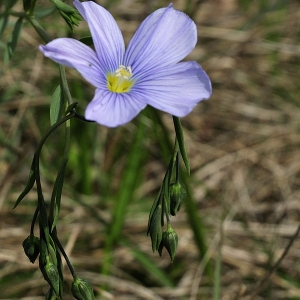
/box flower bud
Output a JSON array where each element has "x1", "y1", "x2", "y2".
[
  {"x1": 170, "y1": 182, "x2": 186, "y2": 216},
  {"x1": 44, "y1": 259, "x2": 60, "y2": 296},
  {"x1": 71, "y1": 277, "x2": 95, "y2": 300},
  {"x1": 39, "y1": 250, "x2": 60, "y2": 297},
  {"x1": 22, "y1": 234, "x2": 40, "y2": 263},
  {"x1": 51, "y1": 0, "x2": 82, "y2": 31},
  {"x1": 162, "y1": 224, "x2": 178, "y2": 262},
  {"x1": 148, "y1": 205, "x2": 163, "y2": 252}
]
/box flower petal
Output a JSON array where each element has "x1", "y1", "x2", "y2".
[
  {"x1": 85, "y1": 89, "x2": 147, "y2": 127},
  {"x1": 124, "y1": 4, "x2": 197, "y2": 78},
  {"x1": 39, "y1": 38, "x2": 105, "y2": 88},
  {"x1": 73, "y1": 0, "x2": 124, "y2": 73},
  {"x1": 135, "y1": 61, "x2": 212, "y2": 116}
]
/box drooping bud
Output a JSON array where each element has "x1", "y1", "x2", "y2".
[
  {"x1": 22, "y1": 234, "x2": 40, "y2": 263},
  {"x1": 170, "y1": 182, "x2": 186, "y2": 216},
  {"x1": 71, "y1": 277, "x2": 95, "y2": 300},
  {"x1": 51, "y1": 0, "x2": 82, "y2": 31},
  {"x1": 39, "y1": 240, "x2": 60, "y2": 296},
  {"x1": 148, "y1": 204, "x2": 163, "y2": 252},
  {"x1": 43, "y1": 258, "x2": 60, "y2": 296},
  {"x1": 162, "y1": 224, "x2": 178, "y2": 262}
]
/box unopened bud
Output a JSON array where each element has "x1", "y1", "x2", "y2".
[
  {"x1": 51, "y1": 0, "x2": 82, "y2": 31},
  {"x1": 71, "y1": 277, "x2": 95, "y2": 300},
  {"x1": 40, "y1": 254, "x2": 60, "y2": 296},
  {"x1": 22, "y1": 234, "x2": 40, "y2": 263},
  {"x1": 162, "y1": 224, "x2": 178, "y2": 262},
  {"x1": 170, "y1": 182, "x2": 186, "y2": 216}
]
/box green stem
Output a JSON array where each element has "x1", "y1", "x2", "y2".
[
  {"x1": 28, "y1": 16, "x2": 51, "y2": 43},
  {"x1": 30, "y1": 206, "x2": 39, "y2": 236},
  {"x1": 175, "y1": 151, "x2": 180, "y2": 183},
  {"x1": 59, "y1": 65, "x2": 73, "y2": 106}
]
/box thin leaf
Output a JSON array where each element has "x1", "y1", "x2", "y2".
[
  {"x1": 35, "y1": 6, "x2": 57, "y2": 18},
  {"x1": 213, "y1": 246, "x2": 222, "y2": 300},
  {"x1": 50, "y1": 84, "x2": 64, "y2": 126},
  {"x1": 130, "y1": 246, "x2": 174, "y2": 287},
  {"x1": 0, "y1": 15, "x2": 8, "y2": 38},
  {"x1": 3, "y1": 0, "x2": 18, "y2": 9},
  {"x1": 4, "y1": 18, "x2": 23, "y2": 64},
  {"x1": 172, "y1": 116, "x2": 190, "y2": 174},
  {"x1": 51, "y1": 159, "x2": 68, "y2": 232},
  {"x1": 13, "y1": 159, "x2": 35, "y2": 209}
]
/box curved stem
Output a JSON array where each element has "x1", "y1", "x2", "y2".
[
  {"x1": 52, "y1": 234, "x2": 76, "y2": 278},
  {"x1": 30, "y1": 206, "x2": 39, "y2": 236}
]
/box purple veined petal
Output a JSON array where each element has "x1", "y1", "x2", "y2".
[
  {"x1": 135, "y1": 61, "x2": 212, "y2": 116},
  {"x1": 85, "y1": 89, "x2": 147, "y2": 127},
  {"x1": 73, "y1": 0, "x2": 125, "y2": 73},
  {"x1": 124, "y1": 4, "x2": 197, "y2": 78},
  {"x1": 39, "y1": 38, "x2": 106, "y2": 88}
]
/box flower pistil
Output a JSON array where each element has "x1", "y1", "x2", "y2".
[{"x1": 107, "y1": 65, "x2": 134, "y2": 93}]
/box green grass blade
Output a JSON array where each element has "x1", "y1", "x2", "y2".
[
  {"x1": 213, "y1": 246, "x2": 222, "y2": 300},
  {"x1": 4, "y1": 18, "x2": 23, "y2": 64},
  {"x1": 102, "y1": 120, "x2": 147, "y2": 276},
  {"x1": 13, "y1": 159, "x2": 35, "y2": 209}
]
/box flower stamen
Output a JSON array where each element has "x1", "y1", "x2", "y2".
[{"x1": 107, "y1": 65, "x2": 134, "y2": 93}]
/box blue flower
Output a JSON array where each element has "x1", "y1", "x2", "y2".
[{"x1": 40, "y1": 0, "x2": 212, "y2": 127}]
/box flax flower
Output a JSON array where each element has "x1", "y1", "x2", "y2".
[{"x1": 40, "y1": 0, "x2": 212, "y2": 127}]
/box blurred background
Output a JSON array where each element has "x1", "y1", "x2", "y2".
[{"x1": 1, "y1": 0, "x2": 300, "y2": 299}]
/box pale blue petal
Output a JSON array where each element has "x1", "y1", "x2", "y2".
[
  {"x1": 85, "y1": 89, "x2": 147, "y2": 127},
  {"x1": 124, "y1": 4, "x2": 197, "y2": 78},
  {"x1": 73, "y1": 0, "x2": 124, "y2": 73},
  {"x1": 39, "y1": 38, "x2": 105, "y2": 88},
  {"x1": 135, "y1": 61, "x2": 212, "y2": 116}
]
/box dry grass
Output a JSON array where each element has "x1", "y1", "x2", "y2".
[{"x1": 1, "y1": 0, "x2": 300, "y2": 299}]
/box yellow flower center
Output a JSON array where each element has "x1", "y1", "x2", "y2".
[{"x1": 107, "y1": 65, "x2": 134, "y2": 93}]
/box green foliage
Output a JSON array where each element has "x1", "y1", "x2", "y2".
[
  {"x1": 4, "y1": 18, "x2": 23, "y2": 64},
  {"x1": 50, "y1": 84, "x2": 65, "y2": 126}
]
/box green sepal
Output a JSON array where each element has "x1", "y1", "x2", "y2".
[
  {"x1": 13, "y1": 159, "x2": 35, "y2": 209},
  {"x1": 50, "y1": 84, "x2": 65, "y2": 126},
  {"x1": 71, "y1": 277, "x2": 95, "y2": 300},
  {"x1": 51, "y1": 159, "x2": 68, "y2": 232},
  {"x1": 4, "y1": 17, "x2": 23, "y2": 64},
  {"x1": 172, "y1": 116, "x2": 190, "y2": 174},
  {"x1": 22, "y1": 234, "x2": 40, "y2": 263}
]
